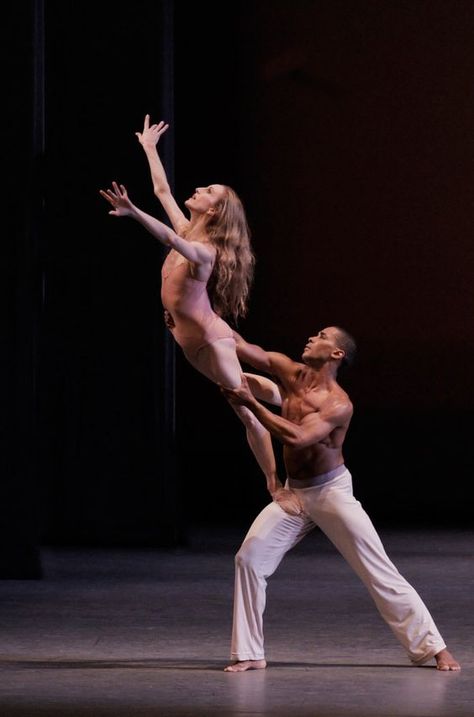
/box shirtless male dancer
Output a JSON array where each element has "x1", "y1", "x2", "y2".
[{"x1": 221, "y1": 326, "x2": 460, "y2": 672}]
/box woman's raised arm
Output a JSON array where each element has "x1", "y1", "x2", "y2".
[
  {"x1": 99, "y1": 182, "x2": 213, "y2": 267},
  {"x1": 135, "y1": 114, "x2": 190, "y2": 235}
]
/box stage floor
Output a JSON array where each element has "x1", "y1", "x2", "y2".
[{"x1": 0, "y1": 525, "x2": 472, "y2": 717}]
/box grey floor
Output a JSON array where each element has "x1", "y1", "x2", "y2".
[{"x1": 0, "y1": 525, "x2": 472, "y2": 717}]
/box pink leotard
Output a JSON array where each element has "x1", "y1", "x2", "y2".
[{"x1": 161, "y1": 249, "x2": 233, "y2": 360}]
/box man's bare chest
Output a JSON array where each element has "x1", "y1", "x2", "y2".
[{"x1": 282, "y1": 390, "x2": 327, "y2": 423}]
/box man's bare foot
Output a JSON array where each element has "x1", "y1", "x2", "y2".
[
  {"x1": 224, "y1": 659, "x2": 267, "y2": 672},
  {"x1": 435, "y1": 649, "x2": 461, "y2": 671}
]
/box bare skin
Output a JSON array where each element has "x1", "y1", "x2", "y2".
[
  {"x1": 435, "y1": 648, "x2": 461, "y2": 671},
  {"x1": 224, "y1": 659, "x2": 267, "y2": 673},
  {"x1": 100, "y1": 144, "x2": 281, "y2": 494},
  {"x1": 225, "y1": 328, "x2": 353, "y2": 482},
  {"x1": 162, "y1": 310, "x2": 300, "y2": 514},
  {"x1": 224, "y1": 652, "x2": 461, "y2": 673},
  {"x1": 223, "y1": 329, "x2": 351, "y2": 673},
  {"x1": 271, "y1": 486, "x2": 303, "y2": 515},
  {"x1": 128, "y1": 116, "x2": 294, "y2": 505},
  {"x1": 222, "y1": 328, "x2": 461, "y2": 673}
]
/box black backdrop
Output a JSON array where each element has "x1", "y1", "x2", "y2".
[{"x1": 3, "y1": 1, "x2": 474, "y2": 570}]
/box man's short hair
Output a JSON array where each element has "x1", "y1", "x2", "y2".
[{"x1": 334, "y1": 327, "x2": 357, "y2": 367}]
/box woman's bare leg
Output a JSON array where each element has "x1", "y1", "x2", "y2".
[
  {"x1": 184, "y1": 338, "x2": 242, "y2": 388},
  {"x1": 230, "y1": 403, "x2": 280, "y2": 492},
  {"x1": 186, "y1": 339, "x2": 281, "y2": 489}
]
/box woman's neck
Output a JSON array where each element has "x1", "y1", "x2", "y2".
[{"x1": 187, "y1": 214, "x2": 210, "y2": 242}]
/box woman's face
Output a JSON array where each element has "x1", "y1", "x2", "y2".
[{"x1": 184, "y1": 184, "x2": 227, "y2": 215}]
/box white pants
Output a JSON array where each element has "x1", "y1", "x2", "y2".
[{"x1": 230, "y1": 467, "x2": 446, "y2": 664}]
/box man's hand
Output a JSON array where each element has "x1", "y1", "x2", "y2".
[
  {"x1": 135, "y1": 114, "x2": 169, "y2": 150},
  {"x1": 272, "y1": 488, "x2": 304, "y2": 516},
  {"x1": 164, "y1": 310, "x2": 175, "y2": 330},
  {"x1": 221, "y1": 374, "x2": 258, "y2": 409}
]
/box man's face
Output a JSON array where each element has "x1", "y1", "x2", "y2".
[{"x1": 302, "y1": 327, "x2": 342, "y2": 365}]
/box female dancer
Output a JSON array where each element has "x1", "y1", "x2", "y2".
[{"x1": 100, "y1": 118, "x2": 300, "y2": 514}]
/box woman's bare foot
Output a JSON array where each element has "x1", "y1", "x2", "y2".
[
  {"x1": 224, "y1": 659, "x2": 267, "y2": 672},
  {"x1": 272, "y1": 488, "x2": 304, "y2": 516},
  {"x1": 435, "y1": 648, "x2": 461, "y2": 671}
]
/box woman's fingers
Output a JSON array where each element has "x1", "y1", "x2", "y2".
[
  {"x1": 99, "y1": 189, "x2": 115, "y2": 206},
  {"x1": 99, "y1": 184, "x2": 126, "y2": 205}
]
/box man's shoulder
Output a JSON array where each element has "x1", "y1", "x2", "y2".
[
  {"x1": 267, "y1": 352, "x2": 302, "y2": 376},
  {"x1": 330, "y1": 383, "x2": 353, "y2": 418}
]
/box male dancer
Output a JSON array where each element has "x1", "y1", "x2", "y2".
[{"x1": 222, "y1": 327, "x2": 460, "y2": 672}]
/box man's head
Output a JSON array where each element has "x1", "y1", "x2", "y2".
[{"x1": 302, "y1": 326, "x2": 356, "y2": 369}]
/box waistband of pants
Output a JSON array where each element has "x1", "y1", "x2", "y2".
[{"x1": 287, "y1": 464, "x2": 347, "y2": 489}]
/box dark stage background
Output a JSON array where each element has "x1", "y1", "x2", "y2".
[{"x1": 3, "y1": 1, "x2": 474, "y2": 572}]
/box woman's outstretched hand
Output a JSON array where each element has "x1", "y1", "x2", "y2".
[
  {"x1": 135, "y1": 114, "x2": 169, "y2": 149},
  {"x1": 99, "y1": 182, "x2": 134, "y2": 217}
]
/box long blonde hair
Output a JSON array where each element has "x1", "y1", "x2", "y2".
[{"x1": 205, "y1": 186, "x2": 255, "y2": 323}]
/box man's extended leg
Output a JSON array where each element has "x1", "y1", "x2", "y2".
[
  {"x1": 293, "y1": 469, "x2": 449, "y2": 665},
  {"x1": 225, "y1": 501, "x2": 313, "y2": 671}
]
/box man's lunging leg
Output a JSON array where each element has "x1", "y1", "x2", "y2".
[
  {"x1": 225, "y1": 502, "x2": 313, "y2": 672},
  {"x1": 300, "y1": 471, "x2": 459, "y2": 669}
]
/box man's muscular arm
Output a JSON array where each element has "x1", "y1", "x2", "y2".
[
  {"x1": 233, "y1": 331, "x2": 272, "y2": 371},
  {"x1": 233, "y1": 331, "x2": 295, "y2": 379},
  {"x1": 222, "y1": 376, "x2": 349, "y2": 449},
  {"x1": 243, "y1": 373, "x2": 282, "y2": 407}
]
